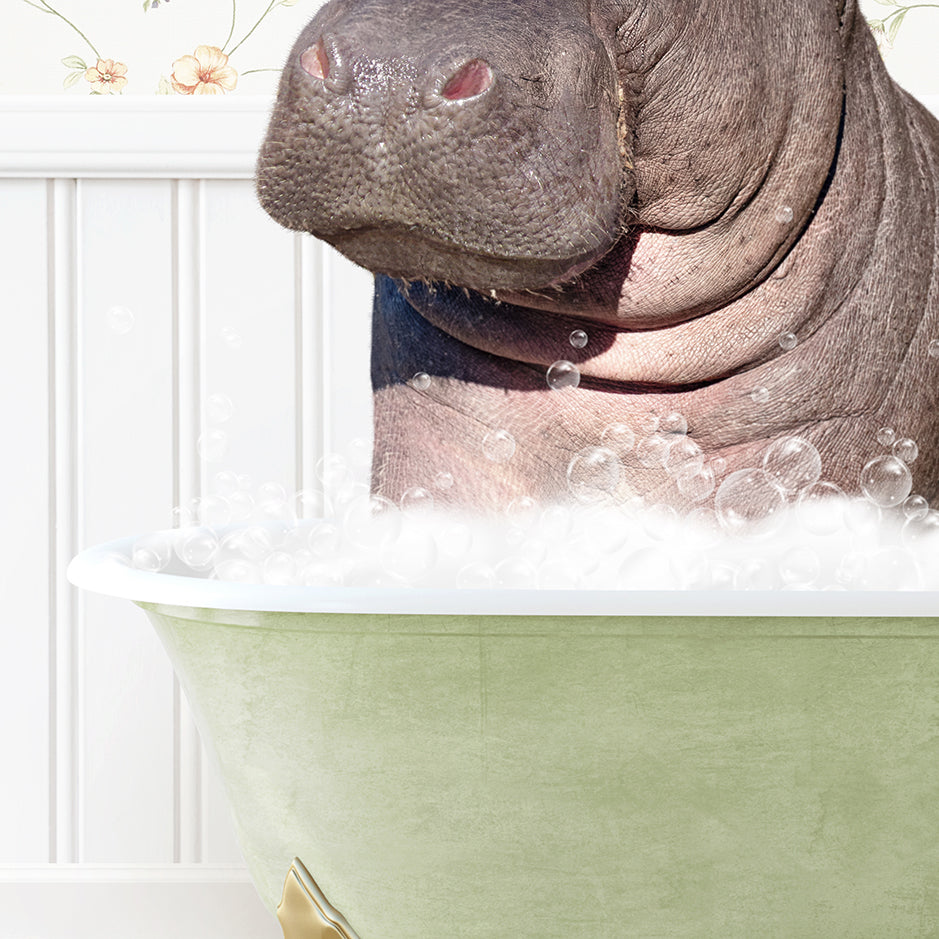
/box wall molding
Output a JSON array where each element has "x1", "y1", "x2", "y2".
[{"x1": 0, "y1": 96, "x2": 274, "y2": 179}]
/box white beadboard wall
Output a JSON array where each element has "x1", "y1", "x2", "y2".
[{"x1": 0, "y1": 96, "x2": 373, "y2": 938}]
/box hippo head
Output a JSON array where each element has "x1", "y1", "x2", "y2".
[{"x1": 257, "y1": 0, "x2": 630, "y2": 290}]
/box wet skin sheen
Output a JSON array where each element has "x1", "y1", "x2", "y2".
[{"x1": 257, "y1": 0, "x2": 939, "y2": 510}]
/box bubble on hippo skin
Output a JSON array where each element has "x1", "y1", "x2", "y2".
[
  {"x1": 749, "y1": 386, "x2": 770, "y2": 404},
  {"x1": 433, "y1": 471, "x2": 455, "y2": 491},
  {"x1": 676, "y1": 465, "x2": 716, "y2": 503},
  {"x1": 665, "y1": 437, "x2": 704, "y2": 478},
  {"x1": 859, "y1": 454, "x2": 913, "y2": 508},
  {"x1": 714, "y1": 468, "x2": 787, "y2": 538},
  {"x1": 639, "y1": 413, "x2": 660, "y2": 435},
  {"x1": 762, "y1": 436, "x2": 822, "y2": 494},
  {"x1": 778, "y1": 331, "x2": 798, "y2": 351},
  {"x1": 928, "y1": 339, "x2": 939, "y2": 358},
  {"x1": 569, "y1": 329, "x2": 588, "y2": 349},
  {"x1": 107, "y1": 305, "x2": 135, "y2": 335},
  {"x1": 400, "y1": 486, "x2": 435, "y2": 512},
  {"x1": 567, "y1": 446, "x2": 622, "y2": 503},
  {"x1": 774, "y1": 205, "x2": 794, "y2": 224},
  {"x1": 600, "y1": 422, "x2": 636, "y2": 457},
  {"x1": 876, "y1": 426, "x2": 896, "y2": 448},
  {"x1": 636, "y1": 434, "x2": 671, "y2": 469},
  {"x1": 409, "y1": 371, "x2": 431, "y2": 391},
  {"x1": 660, "y1": 412, "x2": 688, "y2": 436},
  {"x1": 893, "y1": 437, "x2": 919, "y2": 464},
  {"x1": 546, "y1": 359, "x2": 581, "y2": 391},
  {"x1": 903, "y1": 494, "x2": 930, "y2": 521},
  {"x1": 482, "y1": 429, "x2": 517, "y2": 463}
]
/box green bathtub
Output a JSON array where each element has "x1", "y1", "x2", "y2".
[{"x1": 70, "y1": 537, "x2": 939, "y2": 937}]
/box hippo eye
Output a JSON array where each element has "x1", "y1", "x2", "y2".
[{"x1": 441, "y1": 59, "x2": 493, "y2": 101}]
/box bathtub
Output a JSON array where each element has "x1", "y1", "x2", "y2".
[{"x1": 69, "y1": 531, "x2": 939, "y2": 937}]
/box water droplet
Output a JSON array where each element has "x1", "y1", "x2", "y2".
[
  {"x1": 197, "y1": 429, "x2": 228, "y2": 462},
  {"x1": 660, "y1": 412, "x2": 688, "y2": 436},
  {"x1": 893, "y1": 437, "x2": 918, "y2": 463},
  {"x1": 433, "y1": 471, "x2": 455, "y2": 490},
  {"x1": 599, "y1": 422, "x2": 636, "y2": 457},
  {"x1": 902, "y1": 494, "x2": 929, "y2": 520},
  {"x1": 569, "y1": 329, "x2": 588, "y2": 349},
  {"x1": 796, "y1": 481, "x2": 845, "y2": 535},
  {"x1": 876, "y1": 426, "x2": 896, "y2": 447},
  {"x1": 749, "y1": 386, "x2": 770, "y2": 404},
  {"x1": 928, "y1": 339, "x2": 939, "y2": 358},
  {"x1": 482, "y1": 429, "x2": 516, "y2": 463},
  {"x1": 409, "y1": 371, "x2": 431, "y2": 391},
  {"x1": 206, "y1": 393, "x2": 233, "y2": 424},
  {"x1": 762, "y1": 436, "x2": 822, "y2": 493},
  {"x1": 400, "y1": 486, "x2": 435, "y2": 512},
  {"x1": 107, "y1": 305, "x2": 135, "y2": 334},
  {"x1": 714, "y1": 468, "x2": 787, "y2": 537},
  {"x1": 778, "y1": 331, "x2": 797, "y2": 351},
  {"x1": 131, "y1": 533, "x2": 171, "y2": 571},
  {"x1": 546, "y1": 359, "x2": 581, "y2": 391},
  {"x1": 567, "y1": 446, "x2": 622, "y2": 503},
  {"x1": 859, "y1": 454, "x2": 913, "y2": 507},
  {"x1": 775, "y1": 205, "x2": 794, "y2": 224},
  {"x1": 221, "y1": 326, "x2": 243, "y2": 350},
  {"x1": 636, "y1": 434, "x2": 671, "y2": 468}
]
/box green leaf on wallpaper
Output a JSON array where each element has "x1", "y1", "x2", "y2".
[
  {"x1": 62, "y1": 55, "x2": 87, "y2": 70},
  {"x1": 887, "y1": 9, "x2": 908, "y2": 44},
  {"x1": 281, "y1": 0, "x2": 301, "y2": 5},
  {"x1": 870, "y1": 0, "x2": 898, "y2": 6},
  {"x1": 62, "y1": 70, "x2": 84, "y2": 89},
  {"x1": 156, "y1": 76, "x2": 174, "y2": 94}
]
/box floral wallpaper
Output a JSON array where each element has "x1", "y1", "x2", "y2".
[{"x1": 0, "y1": 0, "x2": 937, "y2": 98}]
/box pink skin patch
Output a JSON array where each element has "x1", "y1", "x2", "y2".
[
  {"x1": 300, "y1": 39, "x2": 330, "y2": 81},
  {"x1": 442, "y1": 59, "x2": 493, "y2": 101}
]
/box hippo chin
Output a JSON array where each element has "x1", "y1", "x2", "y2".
[{"x1": 258, "y1": 0, "x2": 939, "y2": 512}]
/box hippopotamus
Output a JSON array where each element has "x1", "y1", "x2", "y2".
[{"x1": 257, "y1": 0, "x2": 939, "y2": 512}]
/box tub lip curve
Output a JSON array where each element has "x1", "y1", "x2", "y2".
[{"x1": 66, "y1": 531, "x2": 939, "y2": 617}]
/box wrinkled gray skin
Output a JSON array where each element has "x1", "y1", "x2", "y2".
[{"x1": 258, "y1": 0, "x2": 939, "y2": 511}]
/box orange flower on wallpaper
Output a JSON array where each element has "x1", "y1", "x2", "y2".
[
  {"x1": 171, "y1": 45, "x2": 238, "y2": 96},
  {"x1": 83, "y1": 58, "x2": 128, "y2": 94}
]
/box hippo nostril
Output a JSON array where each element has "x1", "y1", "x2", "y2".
[
  {"x1": 300, "y1": 38, "x2": 330, "y2": 81},
  {"x1": 441, "y1": 59, "x2": 493, "y2": 101}
]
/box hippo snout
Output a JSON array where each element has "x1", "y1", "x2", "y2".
[{"x1": 257, "y1": 0, "x2": 627, "y2": 291}]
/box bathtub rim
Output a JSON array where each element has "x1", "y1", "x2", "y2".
[{"x1": 67, "y1": 530, "x2": 939, "y2": 617}]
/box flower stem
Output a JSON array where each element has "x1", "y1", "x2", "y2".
[
  {"x1": 240, "y1": 67, "x2": 280, "y2": 75},
  {"x1": 25, "y1": 0, "x2": 101, "y2": 60},
  {"x1": 222, "y1": 0, "x2": 237, "y2": 53},
  {"x1": 227, "y1": 0, "x2": 278, "y2": 57}
]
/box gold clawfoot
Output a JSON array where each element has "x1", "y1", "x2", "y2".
[{"x1": 277, "y1": 857, "x2": 361, "y2": 939}]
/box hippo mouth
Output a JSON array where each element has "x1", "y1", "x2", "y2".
[{"x1": 329, "y1": 223, "x2": 615, "y2": 292}]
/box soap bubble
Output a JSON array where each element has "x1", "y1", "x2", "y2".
[
  {"x1": 228, "y1": 490, "x2": 254, "y2": 522},
  {"x1": 928, "y1": 339, "x2": 939, "y2": 358},
  {"x1": 676, "y1": 465, "x2": 716, "y2": 502},
  {"x1": 170, "y1": 505, "x2": 193, "y2": 529},
  {"x1": 173, "y1": 527, "x2": 219, "y2": 570},
  {"x1": 749, "y1": 386, "x2": 770, "y2": 404},
  {"x1": 307, "y1": 520, "x2": 341, "y2": 558},
  {"x1": 569, "y1": 329, "x2": 588, "y2": 349},
  {"x1": 762, "y1": 436, "x2": 822, "y2": 494},
  {"x1": 221, "y1": 326, "x2": 243, "y2": 350},
  {"x1": 538, "y1": 559, "x2": 582, "y2": 590},
  {"x1": 715, "y1": 468, "x2": 787, "y2": 537},
  {"x1": 381, "y1": 526, "x2": 438, "y2": 581},
  {"x1": 796, "y1": 482, "x2": 845, "y2": 535},
  {"x1": 214, "y1": 559, "x2": 260, "y2": 583},
  {"x1": 636, "y1": 434, "x2": 671, "y2": 469},
  {"x1": 197, "y1": 430, "x2": 228, "y2": 462},
  {"x1": 456, "y1": 561, "x2": 497, "y2": 589},
  {"x1": 775, "y1": 205, "x2": 794, "y2": 224},
  {"x1": 778, "y1": 332, "x2": 798, "y2": 351},
  {"x1": 546, "y1": 360, "x2": 581, "y2": 391},
  {"x1": 494, "y1": 557, "x2": 539, "y2": 588},
  {"x1": 902, "y1": 510, "x2": 939, "y2": 548},
  {"x1": 206, "y1": 393, "x2": 233, "y2": 424},
  {"x1": 876, "y1": 427, "x2": 896, "y2": 447},
  {"x1": 433, "y1": 471, "x2": 455, "y2": 491},
  {"x1": 599, "y1": 422, "x2": 636, "y2": 457},
  {"x1": 779, "y1": 546, "x2": 820, "y2": 587},
  {"x1": 903, "y1": 495, "x2": 930, "y2": 521},
  {"x1": 566, "y1": 446, "x2": 622, "y2": 503},
  {"x1": 735, "y1": 558, "x2": 777, "y2": 590},
  {"x1": 400, "y1": 486, "x2": 435, "y2": 512},
  {"x1": 617, "y1": 547, "x2": 680, "y2": 589},
  {"x1": 639, "y1": 413, "x2": 660, "y2": 435},
  {"x1": 660, "y1": 412, "x2": 688, "y2": 436},
  {"x1": 316, "y1": 453, "x2": 348, "y2": 489},
  {"x1": 294, "y1": 488, "x2": 331, "y2": 520},
  {"x1": 505, "y1": 496, "x2": 540, "y2": 531},
  {"x1": 195, "y1": 495, "x2": 231, "y2": 527},
  {"x1": 132, "y1": 533, "x2": 171, "y2": 571},
  {"x1": 540, "y1": 504, "x2": 574, "y2": 541},
  {"x1": 639, "y1": 503, "x2": 680, "y2": 541},
  {"x1": 892, "y1": 438, "x2": 918, "y2": 463},
  {"x1": 262, "y1": 551, "x2": 296, "y2": 585},
  {"x1": 844, "y1": 497, "x2": 881, "y2": 536},
  {"x1": 212, "y1": 470, "x2": 241, "y2": 498},
  {"x1": 299, "y1": 561, "x2": 345, "y2": 587},
  {"x1": 409, "y1": 372, "x2": 431, "y2": 391},
  {"x1": 107, "y1": 305, "x2": 135, "y2": 334},
  {"x1": 857, "y1": 547, "x2": 920, "y2": 590},
  {"x1": 347, "y1": 437, "x2": 372, "y2": 469},
  {"x1": 482, "y1": 429, "x2": 516, "y2": 462},
  {"x1": 710, "y1": 456, "x2": 728, "y2": 477},
  {"x1": 664, "y1": 437, "x2": 703, "y2": 477},
  {"x1": 859, "y1": 454, "x2": 912, "y2": 507},
  {"x1": 256, "y1": 482, "x2": 292, "y2": 522},
  {"x1": 436, "y1": 519, "x2": 474, "y2": 559},
  {"x1": 342, "y1": 494, "x2": 402, "y2": 548}
]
